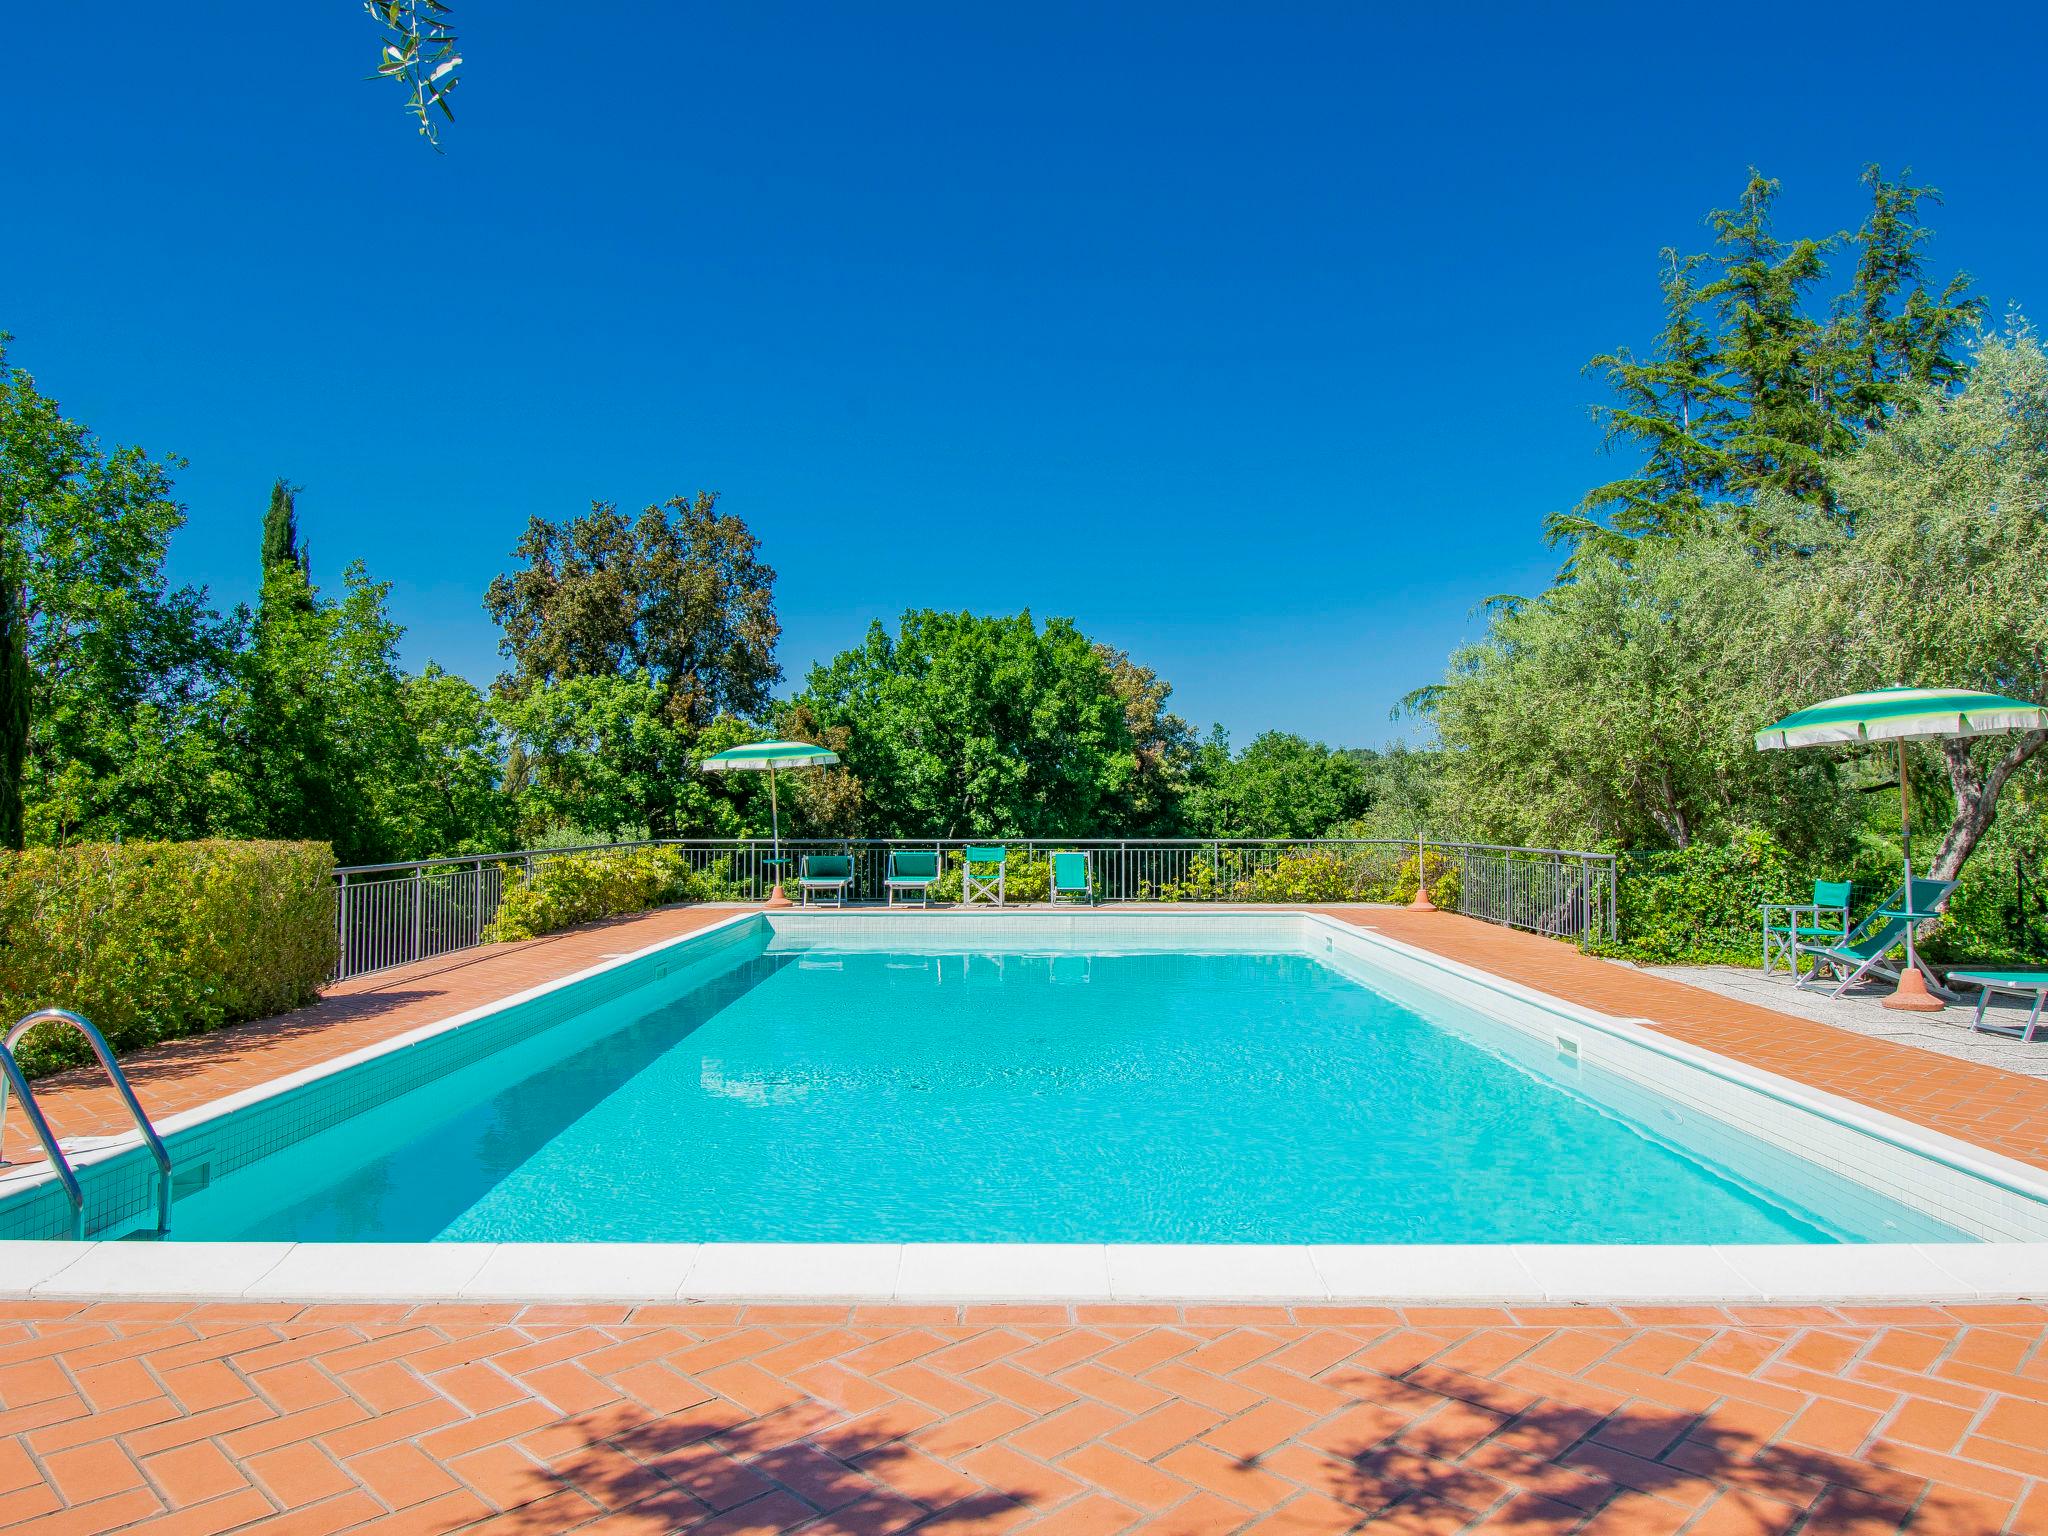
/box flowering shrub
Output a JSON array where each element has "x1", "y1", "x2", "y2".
[
  {"x1": 928, "y1": 850, "x2": 1053, "y2": 903},
  {"x1": 0, "y1": 841, "x2": 337, "y2": 1078},
  {"x1": 1151, "y1": 847, "x2": 1460, "y2": 910},
  {"x1": 490, "y1": 846, "x2": 731, "y2": 941}
]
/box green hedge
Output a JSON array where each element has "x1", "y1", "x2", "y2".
[
  {"x1": 489, "y1": 846, "x2": 738, "y2": 942},
  {"x1": 929, "y1": 852, "x2": 1055, "y2": 903},
  {"x1": 0, "y1": 841, "x2": 339, "y2": 1078},
  {"x1": 1583, "y1": 830, "x2": 1799, "y2": 966},
  {"x1": 1153, "y1": 847, "x2": 1461, "y2": 909}
]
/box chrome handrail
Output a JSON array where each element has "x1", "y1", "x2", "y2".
[{"x1": 0, "y1": 1010, "x2": 173, "y2": 1237}]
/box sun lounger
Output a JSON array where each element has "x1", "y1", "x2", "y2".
[
  {"x1": 1797, "y1": 877, "x2": 1957, "y2": 996},
  {"x1": 1953, "y1": 972, "x2": 2048, "y2": 1041},
  {"x1": 797, "y1": 854, "x2": 853, "y2": 906},
  {"x1": 1049, "y1": 851, "x2": 1093, "y2": 905},
  {"x1": 884, "y1": 850, "x2": 940, "y2": 906}
]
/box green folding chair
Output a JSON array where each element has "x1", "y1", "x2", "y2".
[
  {"x1": 1762, "y1": 880, "x2": 1852, "y2": 976},
  {"x1": 962, "y1": 845, "x2": 1007, "y2": 905},
  {"x1": 796, "y1": 854, "x2": 853, "y2": 906}
]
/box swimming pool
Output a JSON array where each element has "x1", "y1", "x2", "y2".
[{"x1": 9, "y1": 910, "x2": 2039, "y2": 1264}]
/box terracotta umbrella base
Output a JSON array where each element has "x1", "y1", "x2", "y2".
[
  {"x1": 1883, "y1": 966, "x2": 1946, "y2": 1012},
  {"x1": 764, "y1": 886, "x2": 794, "y2": 910}
]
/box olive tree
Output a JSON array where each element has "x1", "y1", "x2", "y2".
[{"x1": 1785, "y1": 325, "x2": 2048, "y2": 879}]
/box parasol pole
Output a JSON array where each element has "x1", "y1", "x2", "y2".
[
  {"x1": 765, "y1": 762, "x2": 790, "y2": 909},
  {"x1": 1888, "y1": 737, "x2": 1939, "y2": 1010}
]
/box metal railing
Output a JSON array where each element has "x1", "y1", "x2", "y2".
[
  {"x1": 329, "y1": 836, "x2": 1618, "y2": 982},
  {"x1": 1436, "y1": 843, "x2": 1618, "y2": 944}
]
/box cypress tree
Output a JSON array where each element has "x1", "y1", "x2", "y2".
[
  {"x1": 261, "y1": 479, "x2": 311, "y2": 584},
  {"x1": 0, "y1": 573, "x2": 25, "y2": 850}
]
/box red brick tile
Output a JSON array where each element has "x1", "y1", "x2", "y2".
[{"x1": 139, "y1": 1441, "x2": 248, "y2": 1506}]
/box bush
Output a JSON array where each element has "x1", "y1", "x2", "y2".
[
  {"x1": 489, "y1": 846, "x2": 728, "y2": 942},
  {"x1": 1151, "y1": 846, "x2": 1459, "y2": 908},
  {"x1": 0, "y1": 841, "x2": 338, "y2": 1078},
  {"x1": 1586, "y1": 829, "x2": 1803, "y2": 966}
]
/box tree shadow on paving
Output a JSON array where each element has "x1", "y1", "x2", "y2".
[
  {"x1": 491, "y1": 1398, "x2": 1029, "y2": 1533},
  {"x1": 1288, "y1": 1383, "x2": 1997, "y2": 1533}
]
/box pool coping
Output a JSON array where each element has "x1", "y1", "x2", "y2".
[{"x1": 7, "y1": 908, "x2": 2048, "y2": 1305}]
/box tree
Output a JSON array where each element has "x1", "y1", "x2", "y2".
[
  {"x1": 1553, "y1": 252, "x2": 1738, "y2": 561},
  {"x1": 1181, "y1": 730, "x2": 1372, "y2": 840},
  {"x1": 261, "y1": 479, "x2": 312, "y2": 593},
  {"x1": 0, "y1": 575, "x2": 25, "y2": 849},
  {"x1": 234, "y1": 555, "x2": 435, "y2": 865},
  {"x1": 494, "y1": 672, "x2": 719, "y2": 842},
  {"x1": 1, "y1": 336, "x2": 242, "y2": 847},
  {"x1": 1095, "y1": 645, "x2": 1196, "y2": 832},
  {"x1": 1551, "y1": 169, "x2": 1979, "y2": 564},
  {"x1": 382, "y1": 665, "x2": 510, "y2": 856},
  {"x1": 1829, "y1": 167, "x2": 1981, "y2": 430},
  {"x1": 1425, "y1": 526, "x2": 1850, "y2": 855},
  {"x1": 485, "y1": 494, "x2": 780, "y2": 733},
  {"x1": 1784, "y1": 325, "x2": 2048, "y2": 880},
  {"x1": 1703, "y1": 170, "x2": 1843, "y2": 503},
  {"x1": 792, "y1": 611, "x2": 1142, "y2": 837}
]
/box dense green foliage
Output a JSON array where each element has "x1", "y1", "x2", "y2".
[
  {"x1": 489, "y1": 846, "x2": 737, "y2": 942},
  {"x1": 1418, "y1": 168, "x2": 2046, "y2": 965},
  {"x1": 0, "y1": 841, "x2": 336, "y2": 1076},
  {"x1": 1153, "y1": 845, "x2": 1460, "y2": 908},
  {"x1": 790, "y1": 611, "x2": 1140, "y2": 838}
]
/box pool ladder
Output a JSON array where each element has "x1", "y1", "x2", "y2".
[{"x1": 0, "y1": 1010, "x2": 172, "y2": 1239}]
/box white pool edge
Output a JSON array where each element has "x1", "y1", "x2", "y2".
[
  {"x1": 5, "y1": 1238, "x2": 2048, "y2": 1304},
  {"x1": 7, "y1": 906, "x2": 2048, "y2": 1305}
]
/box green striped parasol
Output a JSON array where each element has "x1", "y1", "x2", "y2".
[
  {"x1": 1754, "y1": 687, "x2": 2048, "y2": 750},
  {"x1": 1756, "y1": 688, "x2": 2048, "y2": 1009},
  {"x1": 699, "y1": 741, "x2": 840, "y2": 906}
]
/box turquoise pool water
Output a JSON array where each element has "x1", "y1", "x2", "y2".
[{"x1": 160, "y1": 933, "x2": 1962, "y2": 1245}]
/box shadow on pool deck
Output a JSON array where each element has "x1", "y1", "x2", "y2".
[{"x1": 468, "y1": 1337, "x2": 2005, "y2": 1533}]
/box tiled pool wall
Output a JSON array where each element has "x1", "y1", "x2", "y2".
[
  {"x1": 1319, "y1": 918, "x2": 2048, "y2": 1244},
  {"x1": 0, "y1": 915, "x2": 769, "y2": 1241},
  {"x1": 6, "y1": 907, "x2": 2048, "y2": 1251}
]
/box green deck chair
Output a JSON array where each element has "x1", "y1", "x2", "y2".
[
  {"x1": 884, "y1": 850, "x2": 940, "y2": 906},
  {"x1": 1049, "y1": 850, "x2": 1094, "y2": 905},
  {"x1": 797, "y1": 854, "x2": 853, "y2": 907},
  {"x1": 962, "y1": 845, "x2": 1007, "y2": 906},
  {"x1": 1797, "y1": 876, "x2": 1957, "y2": 997},
  {"x1": 1762, "y1": 880, "x2": 1852, "y2": 976}
]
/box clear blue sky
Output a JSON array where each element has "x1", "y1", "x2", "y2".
[{"x1": 5, "y1": 3, "x2": 2042, "y2": 747}]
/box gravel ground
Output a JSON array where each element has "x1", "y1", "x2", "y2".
[{"x1": 1628, "y1": 959, "x2": 2048, "y2": 1080}]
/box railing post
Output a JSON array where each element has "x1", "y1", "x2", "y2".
[
  {"x1": 411, "y1": 868, "x2": 424, "y2": 965},
  {"x1": 336, "y1": 871, "x2": 351, "y2": 981}
]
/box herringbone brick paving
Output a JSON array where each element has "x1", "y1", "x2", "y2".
[{"x1": 5, "y1": 1300, "x2": 2048, "y2": 1533}]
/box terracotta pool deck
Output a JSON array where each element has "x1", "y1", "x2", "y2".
[{"x1": 6, "y1": 905, "x2": 2048, "y2": 1532}]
